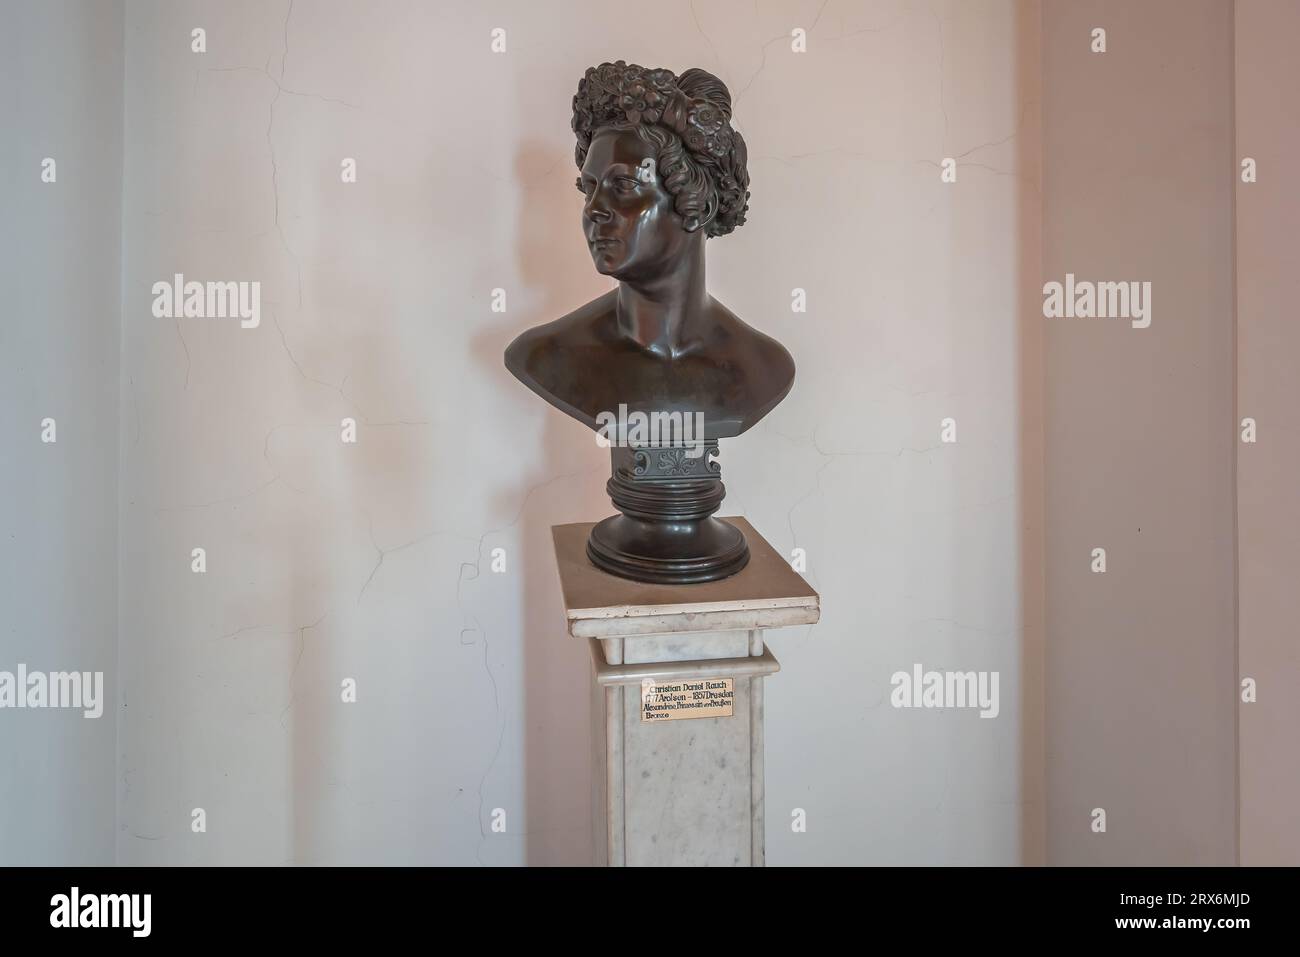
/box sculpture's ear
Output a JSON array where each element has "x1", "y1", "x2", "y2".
[{"x1": 683, "y1": 192, "x2": 718, "y2": 234}]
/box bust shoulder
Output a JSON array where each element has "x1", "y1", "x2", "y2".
[
  {"x1": 504, "y1": 291, "x2": 619, "y2": 362},
  {"x1": 503, "y1": 291, "x2": 794, "y2": 438},
  {"x1": 706, "y1": 300, "x2": 796, "y2": 408},
  {"x1": 503, "y1": 291, "x2": 619, "y2": 429}
]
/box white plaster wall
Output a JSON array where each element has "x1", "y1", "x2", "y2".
[
  {"x1": 110, "y1": 0, "x2": 1038, "y2": 865},
  {"x1": 0, "y1": 0, "x2": 124, "y2": 865}
]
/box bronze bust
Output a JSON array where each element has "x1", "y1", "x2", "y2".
[{"x1": 505, "y1": 61, "x2": 795, "y2": 584}]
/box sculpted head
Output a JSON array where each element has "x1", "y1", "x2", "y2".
[{"x1": 571, "y1": 62, "x2": 750, "y2": 280}]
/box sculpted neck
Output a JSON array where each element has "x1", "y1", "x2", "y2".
[{"x1": 616, "y1": 241, "x2": 708, "y2": 359}]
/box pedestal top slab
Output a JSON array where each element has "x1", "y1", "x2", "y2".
[{"x1": 552, "y1": 517, "x2": 820, "y2": 639}]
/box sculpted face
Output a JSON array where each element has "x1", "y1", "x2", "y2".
[{"x1": 579, "y1": 128, "x2": 694, "y2": 281}]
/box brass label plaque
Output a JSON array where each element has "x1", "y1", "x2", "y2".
[{"x1": 640, "y1": 677, "x2": 735, "y2": 722}]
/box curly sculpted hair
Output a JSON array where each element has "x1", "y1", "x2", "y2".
[{"x1": 572, "y1": 61, "x2": 751, "y2": 238}]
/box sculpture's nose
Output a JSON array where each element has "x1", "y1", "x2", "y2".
[{"x1": 584, "y1": 186, "x2": 612, "y2": 224}]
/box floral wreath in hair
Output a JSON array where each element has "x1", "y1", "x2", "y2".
[{"x1": 571, "y1": 61, "x2": 751, "y2": 238}]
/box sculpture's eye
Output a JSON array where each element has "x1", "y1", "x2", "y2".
[
  {"x1": 576, "y1": 176, "x2": 591, "y2": 194},
  {"x1": 613, "y1": 177, "x2": 640, "y2": 193}
]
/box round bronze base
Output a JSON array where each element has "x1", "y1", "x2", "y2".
[
  {"x1": 586, "y1": 514, "x2": 750, "y2": 584},
  {"x1": 585, "y1": 443, "x2": 750, "y2": 585}
]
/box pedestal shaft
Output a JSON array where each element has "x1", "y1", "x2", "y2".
[{"x1": 591, "y1": 629, "x2": 770, "y2": 867}]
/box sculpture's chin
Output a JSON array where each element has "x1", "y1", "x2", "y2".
[{"x1": 588, "y1": 245, "x2": 630, "y2": 276}]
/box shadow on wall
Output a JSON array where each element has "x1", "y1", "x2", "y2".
[{"x1": 468, "y1": 136, "x2": 607, "y2": 865}]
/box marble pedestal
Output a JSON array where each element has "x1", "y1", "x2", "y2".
[{"x1": 551, "y1": 518, "x2": 819, "y2": 867}]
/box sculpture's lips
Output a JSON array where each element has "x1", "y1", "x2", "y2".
[{"x1": 589, "y1": 238, "x2": 621, "y2": 248}]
